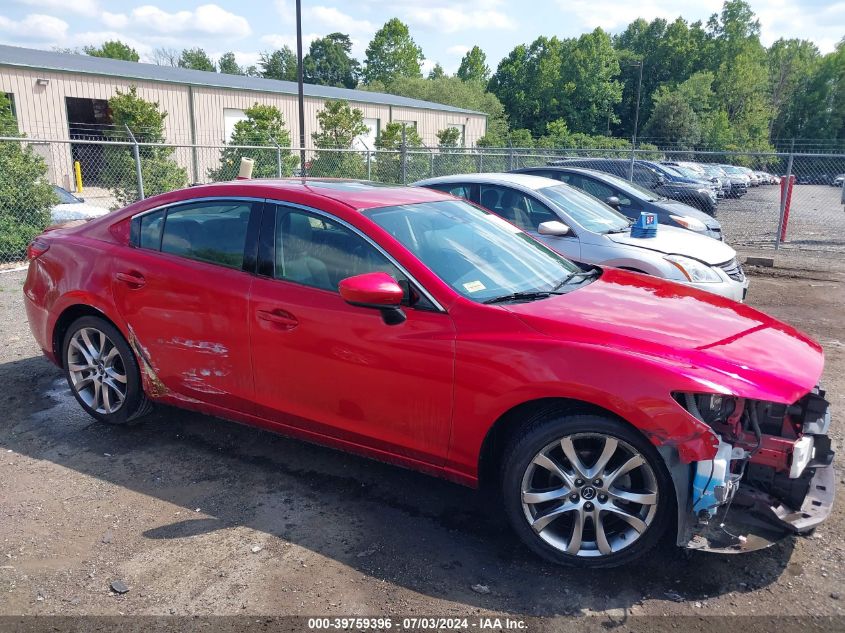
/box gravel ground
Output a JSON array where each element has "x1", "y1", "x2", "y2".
[
  {"x1": 1, "y1": 265, "x2": 844, "y2": 626},
  {"x1": 717, "y1": 184, "x2": 845, "y2": 254}
]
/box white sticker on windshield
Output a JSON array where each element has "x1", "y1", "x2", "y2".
[{"x1": 463, "y1": 280, "x2": 486, "y2": 293}]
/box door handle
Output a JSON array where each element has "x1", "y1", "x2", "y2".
[
  {"x1": 257, "y1": 308, "x2": 298, "y2": 329},
  {"x1": 115, "y1": 271, "x2": 146, "y2": 288}
]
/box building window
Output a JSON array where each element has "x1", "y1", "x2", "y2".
[
  {"x1": 353, "y1": 117, "x2": 379, "y2": 151},
  {"x1": 224, "y1": 108, "x2": 249, "y2": 142},
  {"x1": 393, "y1": 120, "x2": 417, "y2": 129}
]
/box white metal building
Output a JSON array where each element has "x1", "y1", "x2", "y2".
[{"x1": 0, "y1": 44, "x2": 487, "y2": 185}]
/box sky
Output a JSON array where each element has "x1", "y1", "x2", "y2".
[{"x1": 0, "y1": 0, "x2": 842, "y2": 74}]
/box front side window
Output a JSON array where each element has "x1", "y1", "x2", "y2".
[
  {"x1": 159, "y1": 201, "x2": 252, "y2": 269},
  {"x1": 364, "y1": 199, "x2": 581, "y2": 303},
  {"x1": 478, "y1": 185, "x2": 557, "y2": 232},
  {"x1": 274, "y1": 208, "x2": 407, "y2": 293}
]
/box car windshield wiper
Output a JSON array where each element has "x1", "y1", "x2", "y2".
[
  {"x1": 551, "y1": 268, "x2": 600, "y2": 291},
  {"x1": 483, "y1": 290, "x2": 559, "y2": 305}
]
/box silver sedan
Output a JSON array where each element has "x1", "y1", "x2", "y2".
[{"x1": 413, "y1": 173, "x2": 749, "y2": 302}]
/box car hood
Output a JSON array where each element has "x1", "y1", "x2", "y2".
[
  {"x1": 51, "y1": 203, "x2": 109, "y2": 222},
  {"x1": 505, "y1": 268, "x2": 823, "y2": 404},
  {"x1": 606, "y1": 225, "x2": 734, "y2": 265},
  {"x1": 652, "y1": 199, "x2": 720, "y2": 229}
]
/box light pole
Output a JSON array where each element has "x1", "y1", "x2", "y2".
[
  {"x1": 628, "y1": 59, "x2": 644, "y2": 181},
  {"x1": 295, "y1": 0, "x2": 306, "y2": 177}
]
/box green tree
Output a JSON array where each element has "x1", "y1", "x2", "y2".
[
  {"x1": 561, "y1": 28, "x2": 623, "y2": 134},
  {"x1": 0, "y1": 93, "x2": 56, "y2": 260},
  {"x1": 103, "y1": 87, "x2": 187, "y2": 205},
  {"x1": 457, "y1": 46, "x2": 490, "y2": 83},
  {"x1": 83, "y1": 40, "x2": 140, "y2": 62},
  {"x1": 218, "y1": 52, "x2": 245, "y2": 75},
  {"x1": 310, "y1": 100, "x2": 369, "y2": 178},
  {"x1": 428, "y1": 63, "x2": 446, "y2": 80},
  {"x1": 642, "y1": 89, "x2": 702, "y2": 148},
  {"x1": 792, "y1": 40, "x2": 845, "y2": 142},
  {"x1": 375, "y1": 122, "x2": 426, "y2": 183},
  {"x1": 435, "y1": 127, "x2": 474, "y2": 175},
  {"x1": 363, "y1": 75, "x2": 508, "y2": 147},
  {"x1": 303, "y1": 33, "x2": 361, "y2": 88},
  {"x1": 259, "y1": 48, "x2": 298, "y2": 81},
  {"x1": 209, "y1": 104, "x2": 296, "y2": 181},
  {"x1": 363, "y1": 18, "x2": 424, "y2": 84},
  {"x1": 179, "y1": 48, "x2": 216, "y2": 72}
]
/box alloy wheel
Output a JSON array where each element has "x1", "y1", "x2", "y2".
[
  {"x1": 67, "y1": 327, "x2": 128, "y2": 415},
  {"x1": 520, "y1": 433, "x2": 659, "y2": 558}
]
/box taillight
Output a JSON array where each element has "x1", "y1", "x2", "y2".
[{"x1": 26, "y1": 237, "x2": 50, "y2": 260}]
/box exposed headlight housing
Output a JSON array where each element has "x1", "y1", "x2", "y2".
[
  {"x1": 669, "y1": 215, "x2": 707, "y2": 232},
  {"x1": 665, "y1": 254, "x2": 722, "y2": 283}
]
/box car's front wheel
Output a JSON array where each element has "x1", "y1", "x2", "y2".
[
  {"x1": 501, "y1": 413, "x2": 672, "y2": 568},
  {"x1": 62, "y1": 315, "x2": 152, "y2": 424}
]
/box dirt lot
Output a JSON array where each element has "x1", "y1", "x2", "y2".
[{"x1": 1, "y1": 264, "x2": 844, "y2": 625}]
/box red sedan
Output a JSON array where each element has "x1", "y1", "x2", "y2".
[{"x1": 23, "y1": 180, "x2": 834, "y2": 567}]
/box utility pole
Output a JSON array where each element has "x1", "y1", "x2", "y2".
[
  {"x1": 628, "y1": 59, "x2": 644, "y2": 181},
  {"x1": 295, "y1": 0, "x2": 306, "y2": 177}
]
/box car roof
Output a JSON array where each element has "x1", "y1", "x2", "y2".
[
  {"x1": 177, "y1": 178, "x2": 450, "y2": 211},
  {"x1": 414, "y1": 172, "x2": 561, "y2": 191}
]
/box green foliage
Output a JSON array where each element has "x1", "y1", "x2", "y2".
[
  {"x1": 363, "y1": 18, "x2": 424, "y2": 85},
  {"x1": 457, "y1": 46, "x2": 490, "y2": 83},
  {"x1": 310, "y1": 100, "x2": 369, "y2": 179},
  {"x1": 218, "y1": 52, "x2": 245, "y2": 76},
  {"x1": 428, "y1": 63, "x2": 446, "y2": 80},
  {"x1": 103, "y1": 87, "x2": 187, "y2": 205},
  {"x1": 364, "y1": 75, "x2": 509, "y2": 147},
  {"x1": 209, "y1": 104, "x2": 297, "y2": 181},
  {"x1": 303, "y1": 33, "x2": 360, "y2": 88},
  {"x1": 435, "y1": 127, "x2": 475, "y2": 175},
  {"x1": 436, "y1": 128, "x2": 461, "y2": 147},
  {"x1": 179, "y1": 48, "x2": 216, "y2": 72},
  {"x1": 83, "y1": 40, "x2": 139, "y2": 62},
  {"x1": 642, "y1": 89, "x2": 702, "y2": 148},
  {"x1": 0, "y1": 96, "x2": 56, "y2": 260},
  {"x1": 374, "y1": 122, "x2": 427, "y2": 183},
  {"x1": 259, "y1": 48, "x2": 298, "y2": 81}
]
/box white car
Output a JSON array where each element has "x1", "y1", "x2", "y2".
[
  {"x1": 50, "y1": 186, "x2": 109, "y2": 223},
  {"x1": 414, "y1": 173, "x2": 749, "y2": 302}
]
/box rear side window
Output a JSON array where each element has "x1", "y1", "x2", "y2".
[{"x1": 131, "y1": 200, "x2": 253, "y2": 270}]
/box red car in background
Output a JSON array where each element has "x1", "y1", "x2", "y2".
[{"x1": 24, "y1": 180, "x2": 834, "y2": 567}]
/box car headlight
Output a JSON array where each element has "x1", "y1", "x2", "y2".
[
  {"x1": 664, "y1": 254, "x2": 722, "y2": 283},
  {"x1": 669, "y1": 215, "x2": 707, "y2": 232}
]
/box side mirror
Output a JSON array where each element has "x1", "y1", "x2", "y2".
[
  {"x1": 538, "y1": 220, "x2": 570, "y2": 236},
  {"x1": 338, "y1": 272, "x2": 406, "y2": 325},
  {"x1": 655, "y1": 175, "x2": 666, "y2": 185},
  {"x1": 605, "y1": 196, "x2": 621, "y2": 209}
]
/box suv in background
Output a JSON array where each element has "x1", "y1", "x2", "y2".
[{"x1": 551, "y1": 158, "x2": 718, "y2": 215}]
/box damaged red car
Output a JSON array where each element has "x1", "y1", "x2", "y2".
[{"x1": 23, "y1": 180, "x2": 834, "y2": 567}]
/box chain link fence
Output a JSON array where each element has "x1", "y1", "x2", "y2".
[{"x1": 1, "y1": 136, "x2": 844, "y2": 266}]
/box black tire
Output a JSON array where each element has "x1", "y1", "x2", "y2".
[
  {"x1": 501, "y1": 412, "x2": 673, "y2": 568},
  {"x1": 62, "y1": 315, "x2": 152, "y2": 425}
]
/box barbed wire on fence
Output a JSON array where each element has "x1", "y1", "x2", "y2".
[{"x1": 1, "y1": 135, "x2": 844, "y2": 266}]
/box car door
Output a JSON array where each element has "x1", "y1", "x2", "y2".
[
  {"x1": 477, "y1": 184, "x2": 581, "y2": 261},
  {"x1": 112, "y1": 198, "x2": 260, "y2": 412},
  {"x1": 248, "y1": 203, "x2": 456, "y2": 465}
]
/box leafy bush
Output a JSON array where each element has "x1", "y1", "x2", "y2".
[
  {"x1": 0, "y1": 94, "x2": 56, "y2": 261},
  {"x1": 310, "y1": 100, "x2": 369, "y2": 179}
]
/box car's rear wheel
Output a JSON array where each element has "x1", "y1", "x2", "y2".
[
  {"x1": 501, "y1": 413, "x2": 672, "y2": 568},
  {"x1": 62, "y1": 316, "x2": 152, "y2": 424}
]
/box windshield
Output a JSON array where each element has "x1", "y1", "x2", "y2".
[
  {"x1": 579, "y1": 171, "x2": 663, "y2": 201},
  {"x1": 539, "y1": 185, "x2": 630, "y2": 233},
  {"x1": 363, "y1": 199, "x2": 581, "y2": 303},
  {"x1": 702, "y1": 165, "x2": 726, "y2": 177},
  {"x1": 672, "y1": 165, "x2": 704, "y2": 179},
  {"x1": 53, "y1": 186, "x2": 80, "y2": 204}
]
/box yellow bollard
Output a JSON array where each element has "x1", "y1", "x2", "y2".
[{"x1": 74, "y1": 160, "x2": 83, "y2": 193}]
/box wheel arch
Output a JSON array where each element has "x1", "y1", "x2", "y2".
[{"x1": 51, "y1": 304, "x2": 119, "y2": 368}]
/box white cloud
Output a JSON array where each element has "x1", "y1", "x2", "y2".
[
  {"x1": 101, "y1": 12, "x2": 128, "y2": 29},
  {"x1": 0, "y1": 13, "x2": 68, "y2": 41},
  {"x1": 420, "y1": 59, "x2": 437, "y2": 76},
  {"x1": 447, "y1": 45, "x2": 470, "y2": 57},
  {"x1": 559, "y1": 0, "x2": 720, "y2": 32},
  {"x1": 16, "y1": 0, "x2": 98, "y2": 16},
  {"x1": 70, "y1": 30, "x2": 152, "y2": 57},
  {"x1": 306, "y1": 6, "x2": 375, "y2": 34},
  {"x1": 402, "y1": 7, "x2": 515, "y2": 33},
  {"x1": 129, "y1": 4, "x2": 251, "y2": 39},
  {"x1": 755, "y1": 0, "x2": 844, "y2": 53},
  {"x1": 274, "y1": 0, "x2": 295, "y2": 25},
  {"x1": 260, "y1": 32, "x2": 320, "y2": 51}
]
